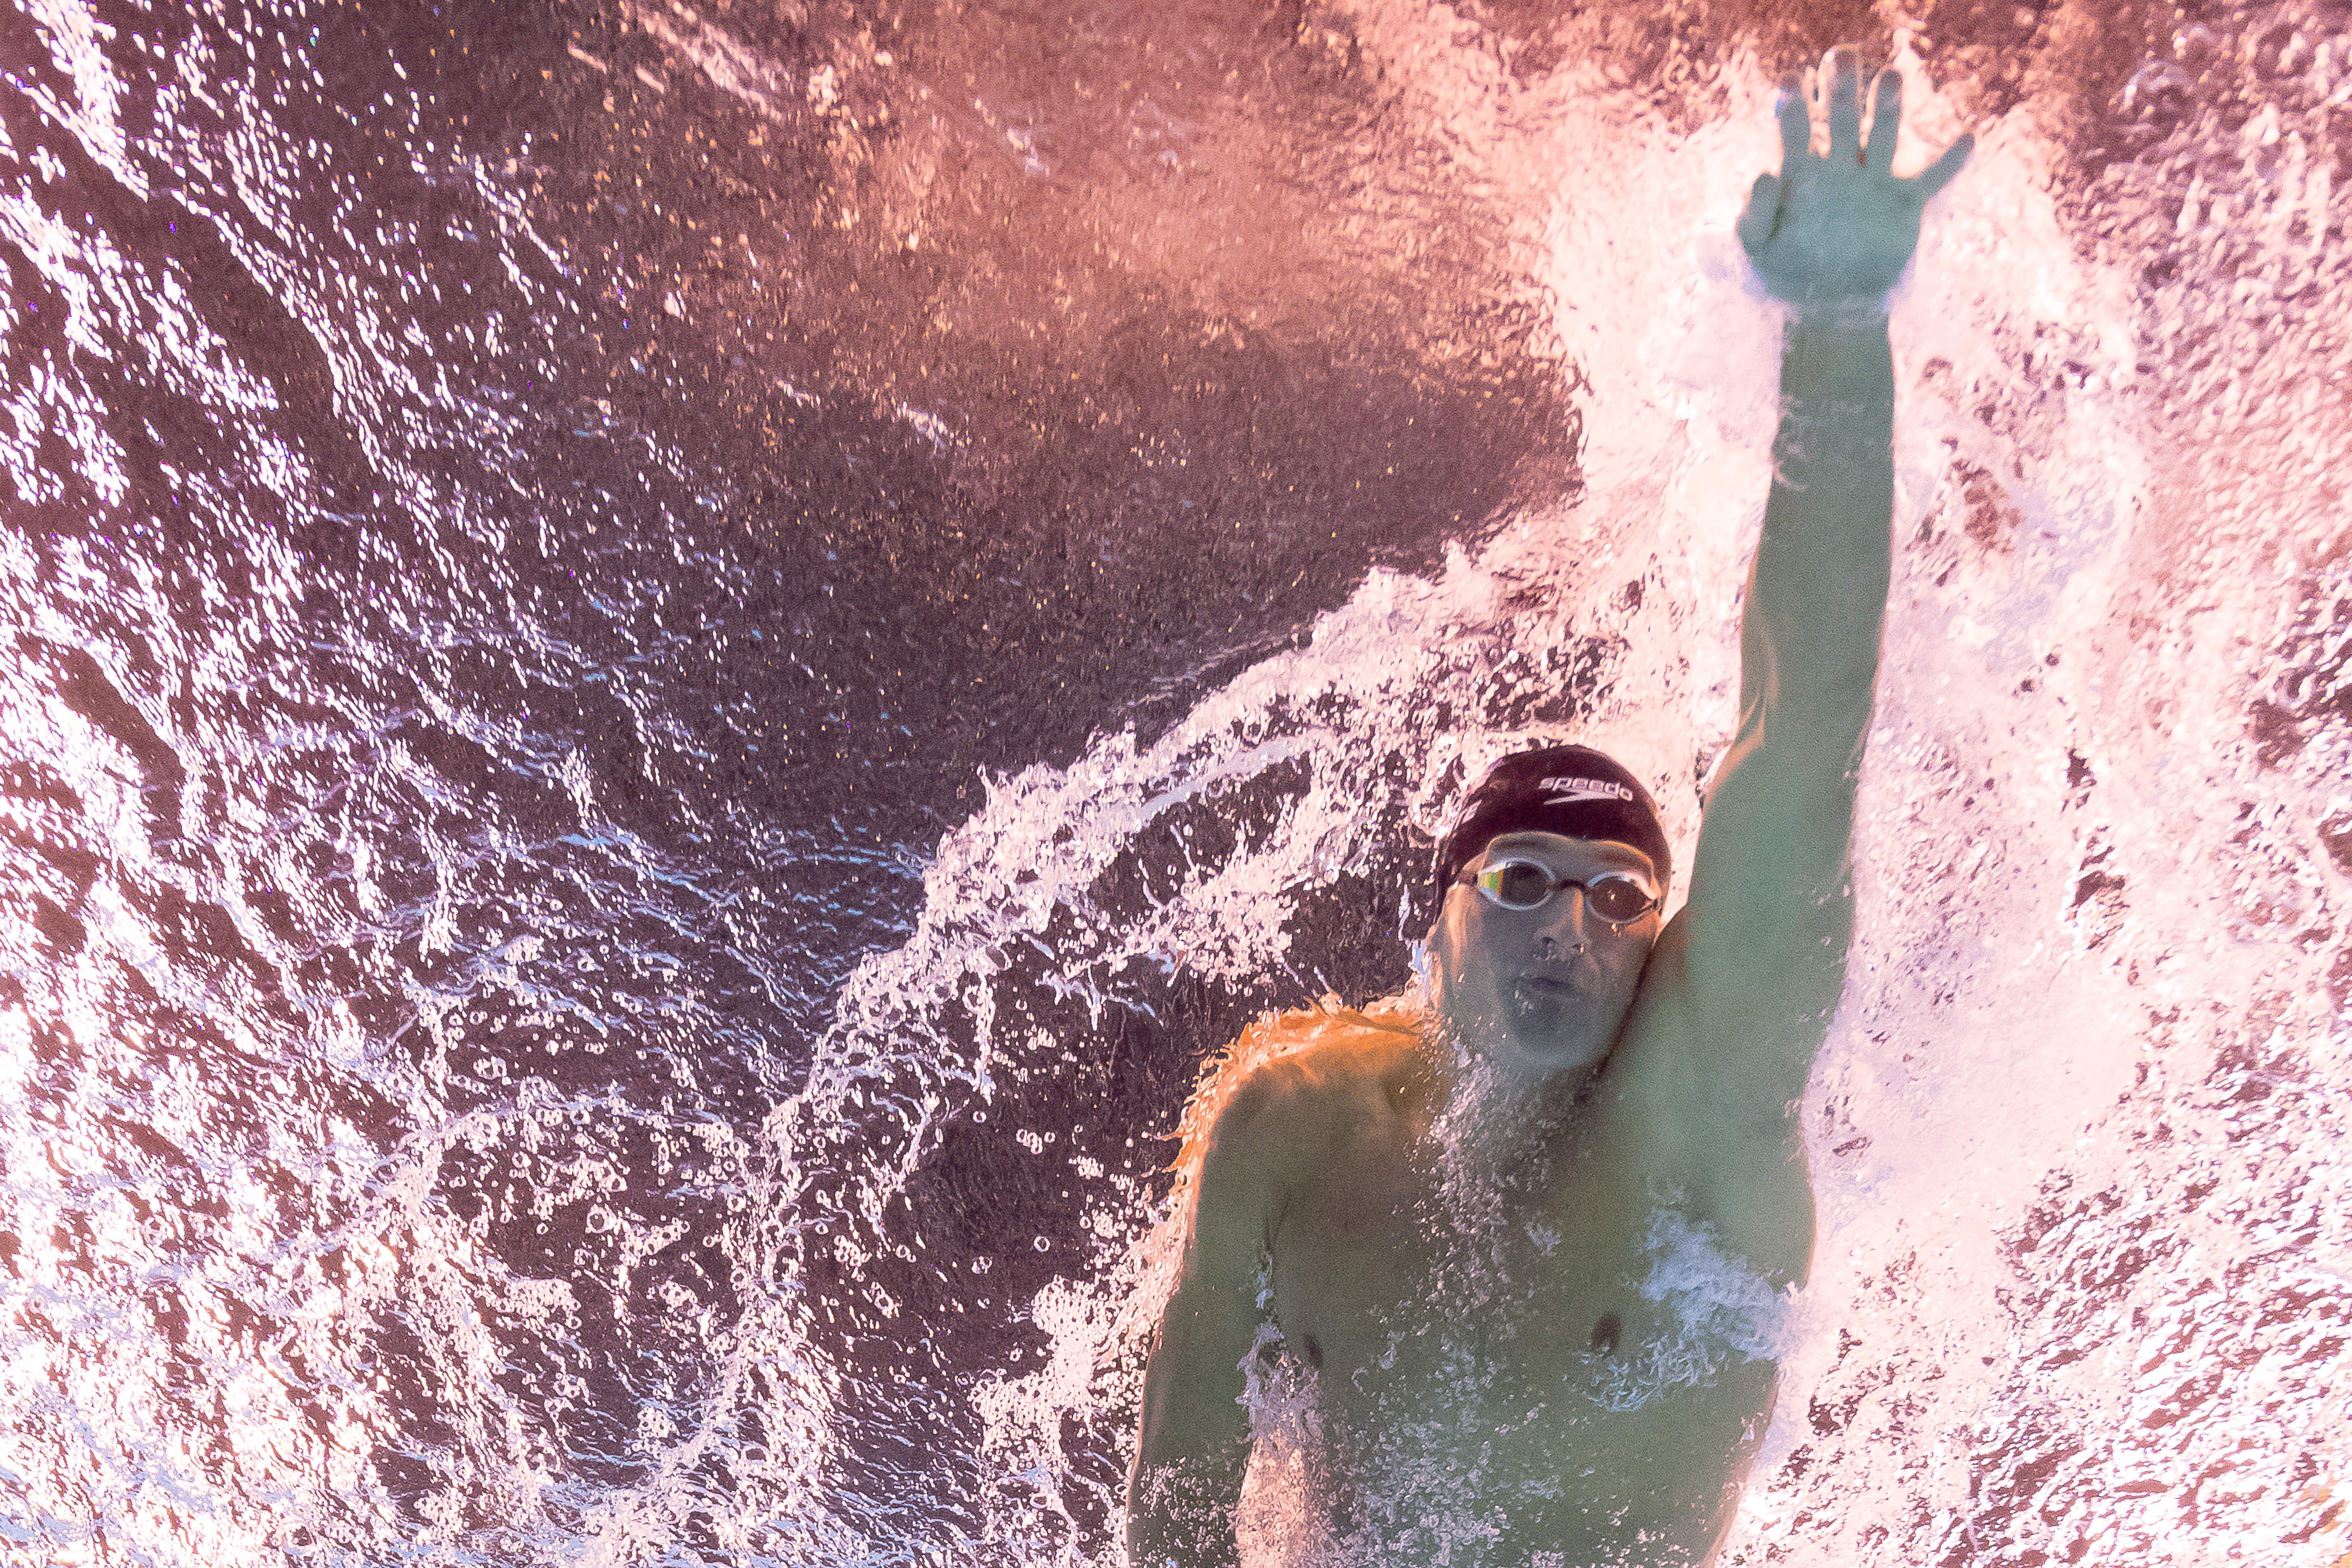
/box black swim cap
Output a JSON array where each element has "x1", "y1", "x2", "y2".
[{"x1": 1433, "y1": 745, "x2": 1673, "y2": 900}]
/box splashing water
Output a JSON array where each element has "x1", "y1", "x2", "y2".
[{"x1": 3, "y1": 0, "x2": 2349, "y2": 1564}]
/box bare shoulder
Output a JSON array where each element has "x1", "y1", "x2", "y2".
[
  {"x1": 1139, "y1": 1008, "x2": 1429, "y2": 1488},
  {"x1": 1190, "y1": 1002, "x2": 1424, "y2": 1193}
]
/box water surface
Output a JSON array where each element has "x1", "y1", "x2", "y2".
[{"x1": 2, "y1": 0, "x2": 2348, "y2": 1563}]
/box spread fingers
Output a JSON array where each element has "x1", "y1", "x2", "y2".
[
  {"x1": 1826, "y1": 49, "x2": 1863, "y2": 163},
  {"x1": 1864, "y1": 70, "x2": 1903, "y2": 175},
  {"x1": 1912, "y1": 132, "x2": 1975, "y2": 202},
  {"x1": 1737, "y1": 172, "x2": 1783, "y2": 256},
  {"x1": 1777, "y1": 76, "x2": 1812, "y2": 169}
]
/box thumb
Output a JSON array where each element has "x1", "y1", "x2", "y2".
[
  {"x1": 1912, "y1": 132, "x2": 1974, "y2": 203},
  {"x1": 1737, "y1": 172, "x2": 1782, "y2": 257}
]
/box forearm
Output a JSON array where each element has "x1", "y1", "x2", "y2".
[
  {"x1": 1746, "y1": 310, "x2": 1895, "y2": 720},
  {"x1": 1127, "y1": 1452, "x2": 1245, "y2": 1568},
  {"x1": 1128, "y1": 1288, "x2": 1253, "y2": 1568}
]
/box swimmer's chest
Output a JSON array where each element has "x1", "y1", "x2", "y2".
[
  {"x1": 1264, "y1": 1115, "x2": 1774, "y2": 1551},
  {"x1": 1266, "y1": 1112, "x2": 1668, "y2": 1409}
]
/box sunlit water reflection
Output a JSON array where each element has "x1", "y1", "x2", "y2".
[{"x1": 2, "y1": 0, "x2": 2348, "y2": 1563}]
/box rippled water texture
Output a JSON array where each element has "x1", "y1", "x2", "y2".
[{"x1": 2, "y1": 0, "x2": 2349, "y2": 1562}]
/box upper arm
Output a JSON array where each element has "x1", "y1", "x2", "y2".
[
  {"x1": 1668, "y1": 660, "x2": 1866, "y2": 1131},
  {"x1": 1613, "y1": 320, "x2": 1893, "y2": 1258},
  {"x1": 1664, "y1": 317, "x2": 1896, "y2": 1125},
  {"x1": 1664, "y1": 477, "x2": 1883, "y2": 1136},
  {"x1": 1619, "y1": 735, "x2": 1845, "y2": 1279},
  {"x1": 1129, "y1": 1066, "x2": 1300, "y2": 1551}
]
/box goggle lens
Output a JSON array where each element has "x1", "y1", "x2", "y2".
[
  {"x1": 1587, "y1": 875, "x2": 1655, "y2": 923},
  {"x1": 1484, "y1": 860, "x2": 1558, "y2": 908},
  {"x1": 1472, "y1": 860, "x2": 1657, "y2": 923}
]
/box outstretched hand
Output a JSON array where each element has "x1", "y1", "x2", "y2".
[{"x1": 1738, "y1": 52, "x2": 1972, "y2": 314}]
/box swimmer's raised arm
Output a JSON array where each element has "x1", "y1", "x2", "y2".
[
  {"x1": 1652, "y1": 56, "x2": 1969, "y2": 1159},
  {"x1": 1128, "y1": 1068, "x2": 1301, "y2": 1567}
]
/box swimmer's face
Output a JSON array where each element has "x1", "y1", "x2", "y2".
[{"x1": 1428, "y1": 831, "x2": 1663, "y2": 1078}]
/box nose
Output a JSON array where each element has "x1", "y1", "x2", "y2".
[{"x1": 1536, "y1": 886, "x2": 1589, "y2": 956}]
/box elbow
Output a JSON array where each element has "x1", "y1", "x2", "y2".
[
  {"x1": 1817, "y1": 649, "x2": 1885, "y2": 716},
  {"x1": 1734, "y1": 691, "x2": 1874, "y2": 770},
  {"x1": 1764, "y1": 640, "x2": 1880, "y2": 711}
]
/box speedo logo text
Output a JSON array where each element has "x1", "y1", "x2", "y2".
[{"x1": 1539, "y1": 776, "x2": 1635, "y2": 804}]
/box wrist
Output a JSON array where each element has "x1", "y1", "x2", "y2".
[
  {"x1": 1781, "y1": 306, "x2": 1894, "y2": 383},
  {"x1": 1777, "y1": 308, "x2": 1895, "y2": 444},
  {"x1": 1786, "y1": 299, "x2": 1892, "y2": 335}
]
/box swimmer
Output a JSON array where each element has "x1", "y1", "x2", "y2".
[{"x1": 1128, "y1": 54, "x2": 1971, "y2": 1567}]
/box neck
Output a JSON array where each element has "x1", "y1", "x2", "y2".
[{"x1": 1415, "y1": 1016, "x2": 1588, "y2": 1180}]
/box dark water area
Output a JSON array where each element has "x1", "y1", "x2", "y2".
[
  {"x1": 8, "y1": 0, "x2": 1570, "y2": 1031},
  {"x1": 8, "y1": 0, "x2": 2350, "y2": 1561}
]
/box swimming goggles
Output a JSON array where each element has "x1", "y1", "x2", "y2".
[{"x1": 1463, "y1": 858, "x2": 1660, "y2": 924}]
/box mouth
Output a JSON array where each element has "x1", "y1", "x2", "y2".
[{"x1": 1512, "y1": 973, "x2": 1586, "y2": 1003}]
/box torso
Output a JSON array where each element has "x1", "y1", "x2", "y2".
[{"x1": 1248, "y1": 1003, "x2": 1806, "y2": 1568}]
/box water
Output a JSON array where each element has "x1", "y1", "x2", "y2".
[{"x1": 2, "y1": 0, "x2": 2347, "y2": 1563}]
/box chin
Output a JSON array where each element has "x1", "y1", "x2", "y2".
[
  {"x1": 1518, "y1": 1037, "x2": 1611, "y2": 1076},
  {"x1": 1497, "y1": 1015, "x2": 1611, "y2": 1075},
  {"x1": 1505, "y1": 983, "x2": 1634, "y2": 1066}
]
